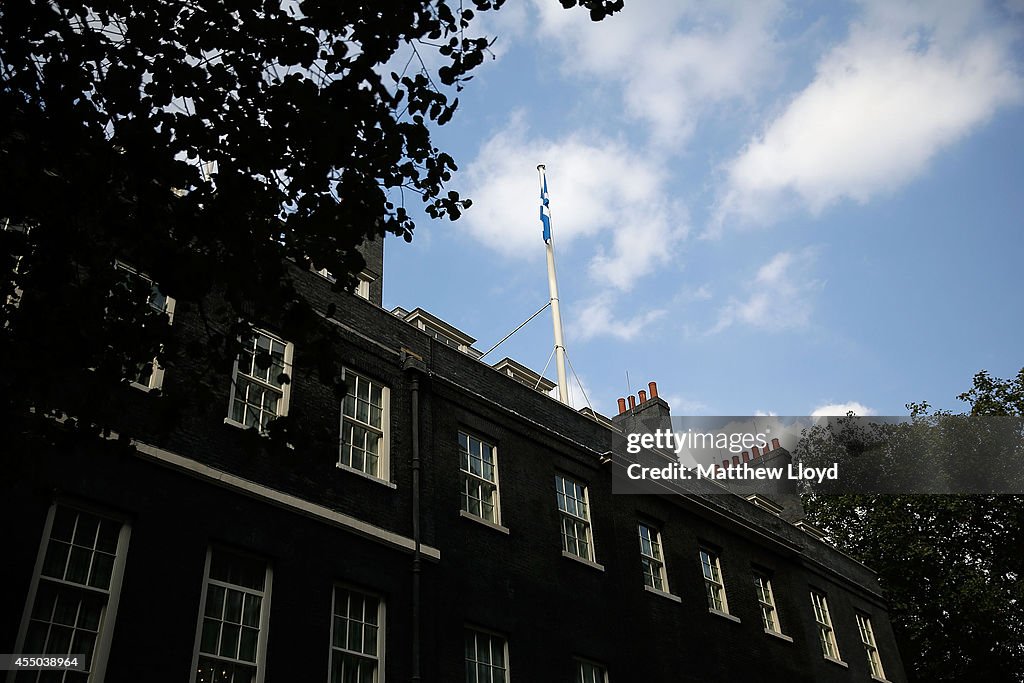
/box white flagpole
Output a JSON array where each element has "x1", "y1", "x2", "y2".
[{"x1": 538, "y1": 164, "x2": 570, "y2": 405}]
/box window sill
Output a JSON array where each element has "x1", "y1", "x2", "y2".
[
  {"x1": 223, "y1": 418, "x2": 294, "y2": 450},
  {"x1": 708, "y1": 608, "x2": 741, "y2": 623},
  {"x1": 336, "y1": 462, "x2": 396, "y2": 489},
  {"x1": 764, "y1": 629, "x2": 793, "y2": 643},
  {"x1": 870, "y1": 676, "x2": 891, "y2": 683},
  {"x1": 561, "y1": 551, "x2": 605, "y2": 571},
  {"x1": 459, "y1": 510, "x2": 509, "y2": 534},
  {"x1": 224, "y1": 417, "x2": 259, "y2": 432},
  {"x1": 824, "y1": 656, "x2": 848, "y2": 669},
  {"x1": 644, "y1": 585, "x2": 681, "y2": 603},
  {"x1": 129, "y1": 381, "x2": 161, "y2": 393}
]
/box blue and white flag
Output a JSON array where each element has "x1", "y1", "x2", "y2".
[{"x1": 539, "y1": 173, "x2": 552, "y2": 243}]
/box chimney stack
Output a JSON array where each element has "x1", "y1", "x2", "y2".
[{"x1": 612, "y1": 379, "x2": 670, "y2": 428}]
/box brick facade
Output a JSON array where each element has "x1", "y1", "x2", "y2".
[{"x1": 3, "y1": 238, "x2": 906, "y2": 683}]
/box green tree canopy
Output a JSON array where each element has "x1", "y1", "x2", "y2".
[{"x1": 801, "y1": 369, "x2": 1024, "y2": 682}]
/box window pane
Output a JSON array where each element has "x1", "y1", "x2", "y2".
[
  {"x1": 200, "y1": 620, "x2": 220, "y2": 654},
  {"x1": 72, "y1": 514, "x2": 98, "y2": 547},
  {"x1": 41, "y1": 541, "x2": 70, "y2": 579},
  {"x1": 210, "y1": 551, "x2": 265, "y2": 590},
  {"x1": 95, "y1": 521, "x2": 120, "y2": 554},
  {"x1": 225, "y1": 589, "x2": 243, "y2": 623},
  {"x1": 206, "y1": 585, "x2": 225, "y2": 618},
  {"x1": 50, "y1": 508, "x2": 76, "y2": 542},
  {"x1": 88, "y1": 553, "x2": 114, "y2": 589},
  {"x1": 65, "y1": 547, "x2": 92, "y2": 584},
  {"x1": 242, "y1": 594, "x2": 261, "y2": 628},
  {"x1": 52, "y1": 596, "x2": 78, "y2": 626},
  {"x1": 239, "y1": 628, "x2": 258, "y2": 663},
  {"x1": 219, "y1": 623, "x2": 240, "y2": 658}
]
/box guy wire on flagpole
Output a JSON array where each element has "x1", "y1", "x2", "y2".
[
  {"x1": 478, "y1": 301, "x2": 552, "y2": 360},
  {"x1": 564, "y1": 350, "x2": 594, "y2": 414},
  {"x1": 534, "y1": 346, "x2": 558, "y2": 391},
  {"x1": 538, "y1": 164, "x2": 570, "y2": 404}
]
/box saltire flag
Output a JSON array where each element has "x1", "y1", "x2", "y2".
[{"x1": 539, "y1": 173, "x2": 552, "y2": 243}]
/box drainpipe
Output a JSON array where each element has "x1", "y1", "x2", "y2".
[{"x1": 409, "y1": 368, "x2": 422, "y2": 682}]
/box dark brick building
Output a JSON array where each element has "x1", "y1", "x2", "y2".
[{"x1": 3, "y1": 236, "x2": 906, "y2": 683}]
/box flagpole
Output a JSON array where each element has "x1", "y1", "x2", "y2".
[{"x1": 538, "y1": 164, "x2": 570, "y2": 405}]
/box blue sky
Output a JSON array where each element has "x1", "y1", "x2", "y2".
[{"x1": 383, "y1": 0, "x2": 1024, "y2": 418}]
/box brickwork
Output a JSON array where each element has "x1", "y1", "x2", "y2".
[{"x1": 2, "y1": 256, "x2": 906, "y2": 682}]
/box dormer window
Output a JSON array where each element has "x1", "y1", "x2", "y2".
[
  {"x1": 313, "y1": 267, "x2": 373, "y2": 301},
  {"x1": 391, "y1": 307, "x2": 481, "y2": 357},
  {"x1": 492, "y1": 357, "x2": 557, "y2": 394}
]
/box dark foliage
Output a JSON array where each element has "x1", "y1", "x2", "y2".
[
  {"x1": 0, "y1": 0, "x2": 622, "y2": 433},
  {"x1": 801, "y1": 369, "x2": 1024, "y2": 682}
]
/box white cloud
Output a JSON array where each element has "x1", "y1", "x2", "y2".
[
  {"x1": 811, "y1": 401, "x2": 876, "y2": 416},
  {"x1": 573, "y1": 293, "x2": 666, "y2": 341},
  {"x1": 678, "y1": 284, "x2": 713, "y2": 302},
  {"x1": 461, "y1": 115, "x2": 688, "y2": 290},
  {"x1": 467, "y1": 2, "x2": 530, "y2": 60},
  {"x1": 663, "y1": 394, "x2": 710, "y2": 414},
  {"x1": 710, "y1": 247, "x2": 823, "y2": 333},
  {"x1": 754, "y1": 409, "x2": 778, "y2": 416},
  {"x1": 718, "y1": 0, "x2": 1023, "y2": 225},
  {"x1": 530, "y1": 0, "x2": 784, "y2": 145}
]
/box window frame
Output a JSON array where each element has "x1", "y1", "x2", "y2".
[
  {"x1": 329, "y1": 584, "x2": 385, "y2": 683},
  {"x1": 113, "y1": 260, "x2": 176, "y2": 392},
  {"x1": 458, "y1": 431, "x2": 502, "y2": 526},
  {"x1": 699, "y1": 548, "x2": 730, "y2": 615},
  {"x1": 225, "y1": 327, "x2": 294, "y2": 434},
  {"x1": 338, "y1": 368, "x2": 391, "y2": 483},
  {"x1": 856, "y1": 612, "x2": 886, "y2": 680},
  {"x1": 189, "y1": 547, "x2": 273, "y2": 683},
  {"x1": 10, "y1": 502, "x2": 132, "y2": 683},
  {"x1": 312, "y1": 268, "x2": 373, "y2": 301},
  {"x1": 754, "y1": 572, "x2": 783, "y2": 635},
  {"x1": 811, "y1": 590, "x2": 843, "y2": 663},
  {"x1": 3, "y1": 220, "x2": 30, "y2": 311},
  {"x1": 464, "y1": 627, "x2": 509, "y2": 683},
  {"x1": 354, "y1": 275, "x2": 372, "y2": 300},
  {"x1": 637, "y1": 522, "x2": 669, "y2": 594},
  {"x1": 555, "y1": 474, "x2": 596, "y2": 563},
  {"x1": 574, "y1": 657, "x2": 609, "y2": 683}
]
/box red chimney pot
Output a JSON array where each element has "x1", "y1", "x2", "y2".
[
  {"x1": 627, "y1": 395, "x2": 637, "y2": 411},
  {"x1": 742, "y1": 451, "x2": 750, "y2": 463},
  {"x1": 617, "y1": 398, "x2": 627, "y2": 414},
  {"x1": 752, "y1": 445, "x2": 761, "y2": 457},
  {"x1": 638, "y1": 390, "x2": 647, "y2": 403},
  {"x1": 722, "y1": 459, "x2": 730, "y2": 468},
  {"x1": 772, "y1": 438, "x2": 781, "y2": 450},
  {"x1": 732, "y1": 455, "x2": 741, "y2": 466},
  {"x1": 648, "y1": 381, "x2": 658, "y2": 399}
]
